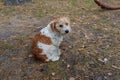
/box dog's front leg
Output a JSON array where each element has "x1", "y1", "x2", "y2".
[
  {"x1": 51, "y1": 47, "x2": 61, "y2": 61},
  {"x1": 51, "y1": 56, "x2": 60, "y2": 61}
]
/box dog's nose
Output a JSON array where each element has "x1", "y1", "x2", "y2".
[{"x1": 65, "y1": 30, "x2": 69, "y2": 33}]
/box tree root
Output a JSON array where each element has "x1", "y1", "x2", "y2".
[{"x1": 94, "y1": 0, "x2": 120, "y2": 10}]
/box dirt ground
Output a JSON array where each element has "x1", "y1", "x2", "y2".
[{"x1": 0, "y1": 0, "x2": 120, "y2": 80}]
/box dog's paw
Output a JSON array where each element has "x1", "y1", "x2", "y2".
[{"x1": 51, "y1": 56, "x2": 60, "y2": 61}]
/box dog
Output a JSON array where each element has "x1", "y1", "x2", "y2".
[{"x1": 32, "y1": 17, "x2": 71, "y2": 62}]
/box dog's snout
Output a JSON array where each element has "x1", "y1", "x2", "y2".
[{"x1": 65, "y1": 30, "x2": 69, "y2": 33}]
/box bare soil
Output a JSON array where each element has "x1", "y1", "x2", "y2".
[{"x1": 0, "y1": 0, "x2": 120, "y2": 80}]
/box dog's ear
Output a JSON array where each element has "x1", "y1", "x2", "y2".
[{"x1": 50, "y1": 20, "x2": 59, "y2": 32}]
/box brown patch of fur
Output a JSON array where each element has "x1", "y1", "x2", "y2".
[
  {"x1": 50, "y1": 20, "x2": 60, "y2": 32},
  {"x1": 33, "y1": 33, "x2": 52, "y2": 45},
  {"x1": 32, "y1": 33, "x2": 52, "y2": 62}
]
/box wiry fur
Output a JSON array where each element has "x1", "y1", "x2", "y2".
[{"x1": 32, "y1": 17, "x2": 71, "y2": 62}]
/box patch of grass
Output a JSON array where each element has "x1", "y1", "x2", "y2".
[
  {"x1": 48, "y1": 61, "x2": 63, "y2": 73},
  {"x1": 0, "y1": 7, "x2": 16, "y2": 17},
  {"x1": 4, "y1": 8, "x2": 16, "y2": 16},
  {"x1": 84, "y1": 0, "x2": 94, "y2": 9},
  {"x1": 0, "y1": 41, "x2": 14, "y2": 50},
  {"x1": 35, "y1": 8, "x2": 46, "y2": 18},
  {"x1": 112, "y1": 29, "x2": 120, "y2": 35},
  {"x1": 41, "y1": 61, "x2": 64, "y2": 79},
  {"x1": 0, "y1": 0, "x2": 5, "y2": 2},
  {"x1": 69, "y1": 0, "x2": 79, "y2": 7}
]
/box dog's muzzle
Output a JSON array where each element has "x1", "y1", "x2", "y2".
[{"x1": 65, "y1": 30, "x2": 69, "y2": 33}]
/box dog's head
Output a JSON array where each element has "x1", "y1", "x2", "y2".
[{"x1": 50, "y1": 17, "x2": 71, "y2": 35}]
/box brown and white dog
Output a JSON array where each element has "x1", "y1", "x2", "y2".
[{"x1": 32, "y1": 17, "x2": 71, "y2": 62}]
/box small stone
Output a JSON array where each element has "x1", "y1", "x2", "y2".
[
  {"x1": 51, "y1": 72, "x2": 55, "y2": 76},
  {"x1": 113, "y1": 22, "x2": 117, "y2": 25},
  {"x1": 69, "y1": 77, "x2": 75, "y2": 80},
  {"x1": 67, "y1": 64, "x2": 70, "y2": 68},
  {"x1": 103, "y1": 58, "x2": 108, "y2": 63}
]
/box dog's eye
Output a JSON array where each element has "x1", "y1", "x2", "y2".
[
  {"x1": 59, "y1": 25, "x2": 63, "y2": 27},
  {"x1": 65, "y1": 23, "x2": 68, "y2": 25}
]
